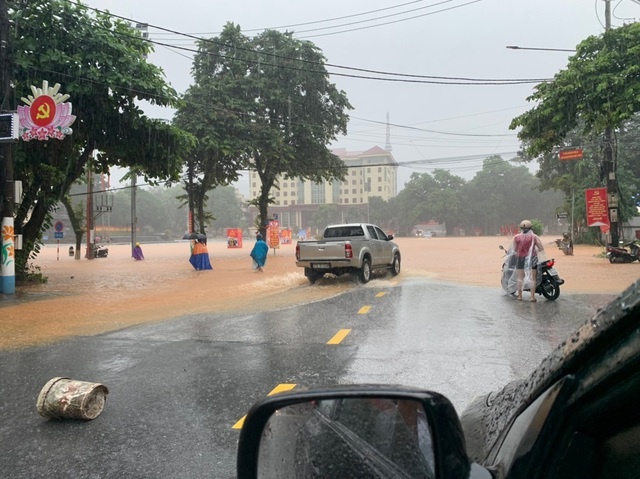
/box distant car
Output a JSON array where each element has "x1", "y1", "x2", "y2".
[{"x1": 423, "y1": 231, "x2": 433, "y2": 238}]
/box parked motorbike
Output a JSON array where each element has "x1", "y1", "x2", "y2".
[
  {"x1": 499, "y1": 245, "x2": 564, "y2": 300},
  {"x1": 93, "y1": 244, "x2": 109, "y2": 258},
  {"x1": 554, "y1": 235, "x2": 573, "y2": 255},
  {"x1": 606, "y1": 239, "x2": 640, "y2": 263}
]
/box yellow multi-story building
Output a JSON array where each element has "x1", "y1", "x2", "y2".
[{"x1": 248, "y1": 146, "x2": 398, "y2": 230}]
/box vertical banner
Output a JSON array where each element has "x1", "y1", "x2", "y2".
[
  {"x1": 268, "y1": 220, "x2": 280, "y2": 250},
  {"x1": 1, "y1": 218, "x2": 16, "y2": 294},
  {"x1": 280, "y1": 229, "x2": 292, "y2": 244},
  {"x1": 585, "y1": 187, "x2": 610, "y2": 228},
  {"x1": 226, "y1": 228, "x2": 243, "y2": 248}
]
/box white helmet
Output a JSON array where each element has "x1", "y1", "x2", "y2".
[{"x1": 520, "y1": 220, "x2": 532, "y2": 230}]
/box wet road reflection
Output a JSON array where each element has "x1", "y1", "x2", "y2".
[{"x1": 0, "y1": 278, "x2": 615, "y2": 478}]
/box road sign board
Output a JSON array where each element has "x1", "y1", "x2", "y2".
[
  {"x1": 556, "y1": 212, "x2": 568, "y2": 219},
  {"x1": 558, "y1": 148, "x2": 583, "y2": 161},
  {"x1": 54, "y1": 221, "x2": 64, "y2": 232},
  {"x1": 54, "y1": 231, "x2": 63, "y2": 239}
]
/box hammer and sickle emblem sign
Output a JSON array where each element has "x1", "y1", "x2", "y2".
[{"x1": 36, "y1": 103, "x2": 51, "y2": 120}]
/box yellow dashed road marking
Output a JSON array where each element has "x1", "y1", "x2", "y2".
[
  {"x1": 358, "y1": 305, "x2": 371, "y2": 314},
  {"x1": 327, "y1": 329, "x2": 352, "y2": 345},
  {"x1": 233, "y1": 383, "x2": 297, "y2": 429},
  {"x1": 375, "y1": 292, "x2": 386, "y2": 298}
]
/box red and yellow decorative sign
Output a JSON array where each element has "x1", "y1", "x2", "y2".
[
  {"x1": 17, "y1": 81, "x2": 76, "y2": 141},
  {"x1": 268, "y1": 220, "x2": 280, "y2": 249},
  {"x1": 585, "y1": 187, "x2": 610, "y2": 228},
  {"x1": 226, "y1": 228, "x2": 243, "y2": 248},
  {"x1": 280, "y1": 229, "x2": 292, "y2": 244}
]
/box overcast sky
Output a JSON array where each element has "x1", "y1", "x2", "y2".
[{"x1": 81, "y1": 0, "x2": 636, "y2": 193}]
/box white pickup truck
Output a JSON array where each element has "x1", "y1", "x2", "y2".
[{"x1": 295, "y1": 223, "x2": 401, "y2": 284}]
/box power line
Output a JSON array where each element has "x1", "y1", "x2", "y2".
[
  {"x1": 300, "y1": 0, "x2": 485, "y2": 38},
  {"x1": 71, "y1": 1, "x2": 549, "y2": 84},
  {"x1": 351, "y1": 116, "x2": 517, "y2": 137}
]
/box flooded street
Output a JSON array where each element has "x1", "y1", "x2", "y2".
[{"x1": 1, "y1": 236, "x2": 635, "y2": 350}]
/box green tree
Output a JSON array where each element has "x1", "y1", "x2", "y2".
[
  {"x1": 393, "y1": 173, "x2": 437, "y2": 235},
  {"x1": 367, "y1": 196, "x2": 394, "y2": 229},
  {"x1": 511, "y1": 23, "x2": 640, "y2": 155},
  {"x1": 310, "y1": 204, "x2": 341, "y2": 232},
  {"x1": 428, "y1": 170, "x2": 466, "y2": 236},
  {"x1": 173, "y1": 25, "x2": 251, "y2": 235},
  {"x1": 3, "y1": 0, "x2": 192, "y2": 277},
  {"x1": 181, "y1": 24, "x2": 351, "y2": 236},
  {"x1": 510, "y1": 22, "x2": 640, "y2": 230},
  {"x1": 206, "y1": 186, "x2": 248, "y2": 235}
]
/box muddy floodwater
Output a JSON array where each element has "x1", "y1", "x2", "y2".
[{"x1": 0, "y1": 236, "x2": 636, "y2": 350}]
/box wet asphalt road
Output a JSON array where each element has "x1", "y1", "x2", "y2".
[{"x1": 0, "y1": 278, "x2": 615, "y2": 478}]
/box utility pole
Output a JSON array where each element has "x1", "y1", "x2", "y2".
[
  {"x1": 85, "y1": 165, "x2": 94, "y2": 259},
  {"x1": 603, "y1": 0, "x2": 620, "y2": 246},
  {"x1": 0, "y1": 0, "x2": 16, "y2": 294}
]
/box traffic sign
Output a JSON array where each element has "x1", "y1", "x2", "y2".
[
  {"x1": 54, "y1": 221, "x2": 64, "y2": 232},
  {"x1": 54, "y1": 231, "x2": 63, "y2": 239}
]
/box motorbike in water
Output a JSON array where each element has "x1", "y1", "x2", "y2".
[
  {"x1": 499, "y1": 245, "x2": 564, "y2": 300},
  {"x1": 606, "y1": 239, "x2": 640, "y2": 263},
  {"x1": 93, "y1": 244, "x2": 109, "y2": 258},
  {"x1": 554, "y1": 235, "x2": 573, "y2": 255}
]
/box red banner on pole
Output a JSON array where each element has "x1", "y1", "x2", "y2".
[{"x1": 585, "y1": 187, "x2": 610, "y2": 227}]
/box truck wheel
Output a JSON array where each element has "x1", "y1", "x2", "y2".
[
  {"x1": 304, "y1": 268, "x2": 321, "y2": 284},
  {"x1": 358, "y1": 258, "x2": 371, "y2": 284},
  {"x1": 390, "y1": 253, "x2": 401, "y2": 276}
]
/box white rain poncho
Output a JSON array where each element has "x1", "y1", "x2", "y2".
[{"x1": 501, "y1": 229, "x2": 546, "y2": 295}]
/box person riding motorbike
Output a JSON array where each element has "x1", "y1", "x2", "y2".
[{"x1": 511, "y1": 220, "x2": 545, "y2": 302}]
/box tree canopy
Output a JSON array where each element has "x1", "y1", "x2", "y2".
[
  {"x1": 175, "y1": 23, "x2": 352, "y2": 235},
  {"x1": 2, "y1": 0, "x2": 192, "y2": 275},
  {"x1": 511, "y1": 22, "x2": 640, "y2": 157}
]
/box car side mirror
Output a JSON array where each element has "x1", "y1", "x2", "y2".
[
  {"x1": 387, "y1": 234, "x2": 394, "y2": 240},
  {"x1": 236, "y1": 385, "x2": 490, "y2": 479},
  {"x1": 499, "y1": 245, "x2": 505, "y2": 251}
]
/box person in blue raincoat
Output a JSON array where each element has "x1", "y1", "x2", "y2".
[
  {"x1": 250, "y1": 234, "x2": 269, "y2": 272},
  {"x1": 189, "y1": 238, "x2": 213, "y2": 270}
]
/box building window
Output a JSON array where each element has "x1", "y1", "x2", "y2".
[
  {"x1": 378, "y1": 167, "x2": 382, "y2": 172},
  {"x1": 378, "y1": 177, "x2": 382, "y2": 182},
  {"x1": 276, "y1": 191, "x2": 280, "y2": 197},
  {"x1": 311, "y1": 181, "x2": 325, "y2": 204},
  {"x1": 352, "y1": 180, "x2": 356, "y2": 185},
  {"x1": 345, "y1": 198, "x2": 349, "y2": 203},
  {"x1": 284, "y1": 200, "x2": 288, "y2": 205},
  {"x1": 367, "y1": 167, "x2": 371, "y2": 173},
  {"x1": 291, "y1": 200, "x2": 295, "y2": 205},
  {"x1": 276, "y1": 201, "x2": 280, "y2": 205},
  {"x1": 283, "y1": 191, "x2": 287, "y2": 196},
  {"x1": 351, "y1": 170, "x2": 356, "y2": 176},
  {"x1": 352, "y1": 188, "x2": 357, "y2": 194},
  {"x1": 378, "y1": 186, "x2": 382, "y2": 192}
]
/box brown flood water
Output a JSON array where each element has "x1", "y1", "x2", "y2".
[{"x1": 0, "y1": 236, "x2": 636, "y2": 350}]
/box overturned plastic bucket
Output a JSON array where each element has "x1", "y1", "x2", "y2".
[{"x1": 36, "y1": 377, "x2": 109, "y2": 420}]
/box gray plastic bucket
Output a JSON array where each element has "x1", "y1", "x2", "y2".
[{"x1": 36, "y1": 377, "x2": 109, "y2": 420}]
